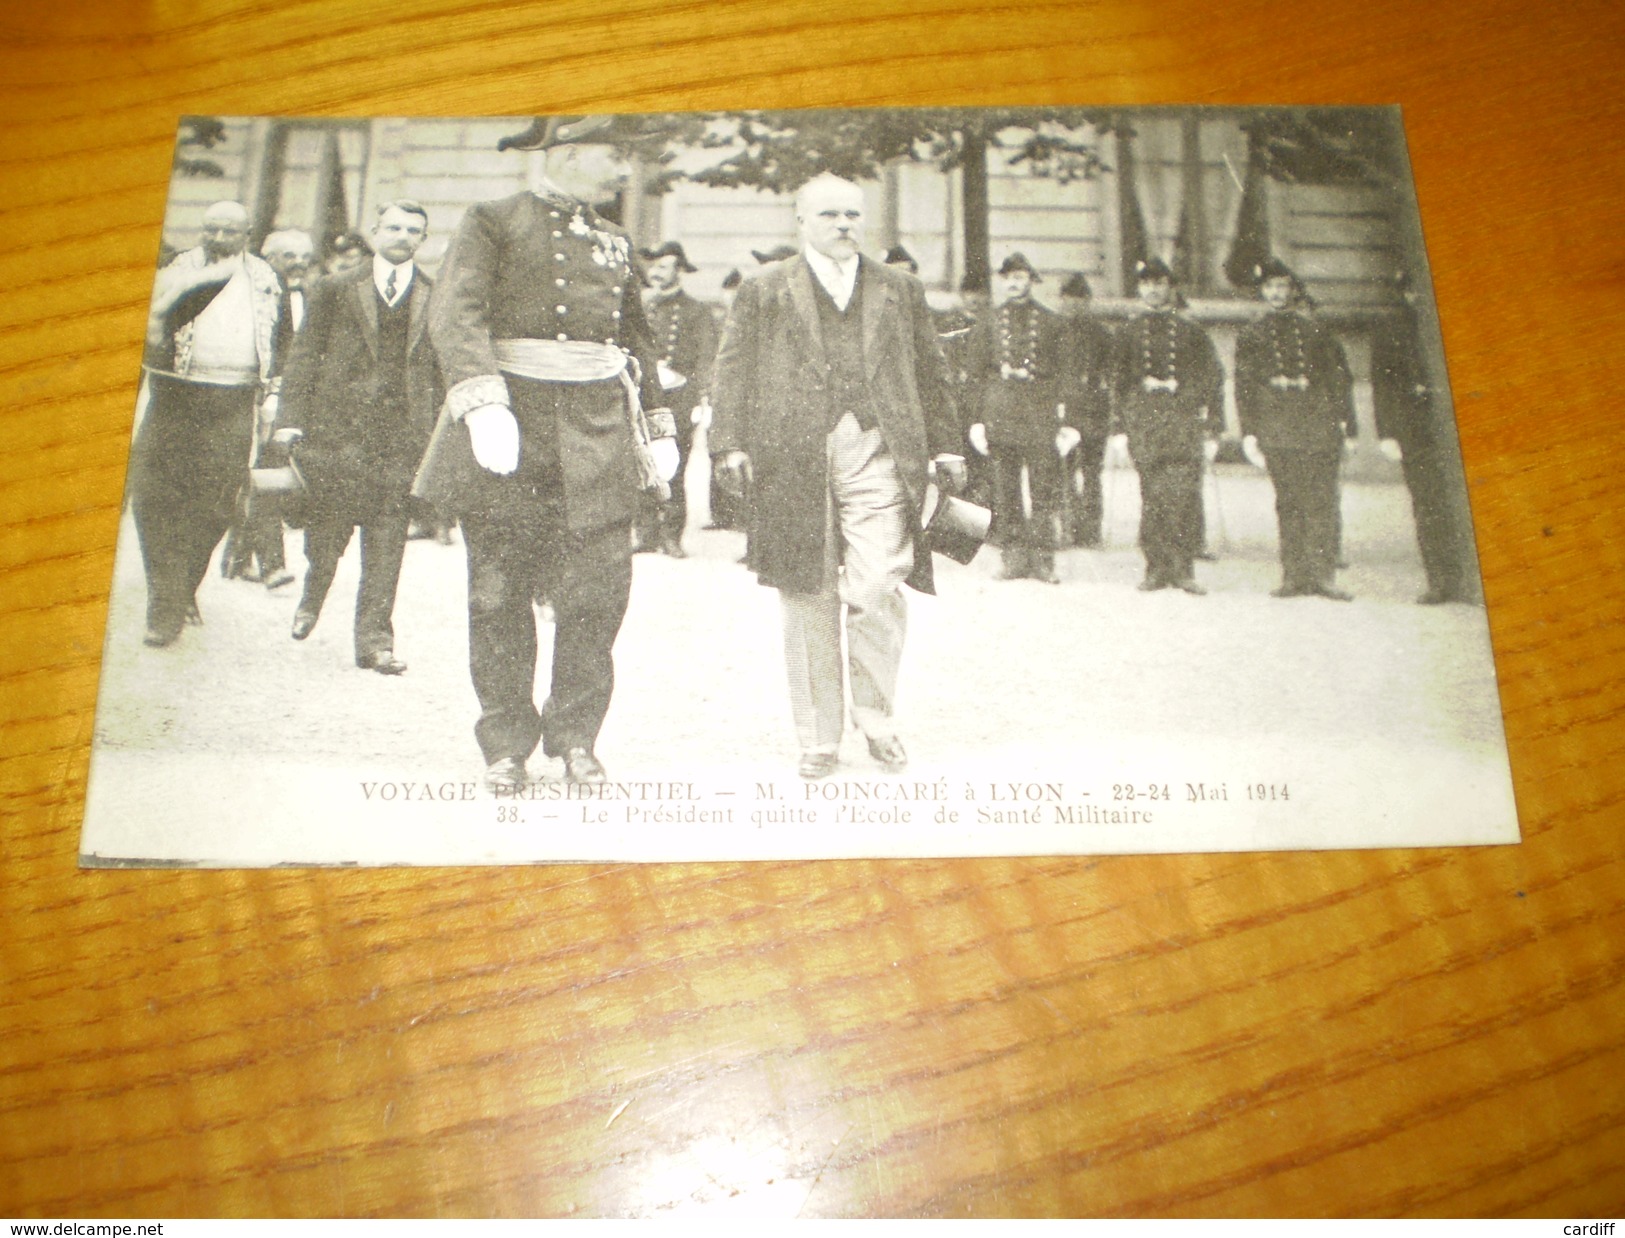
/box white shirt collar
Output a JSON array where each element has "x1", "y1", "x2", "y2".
[
  {"x1": 803, "y1": 246, "x2": 860, "y2": 310},
  {"x1": 373, "y1": 254, "x2": 415, "y2": 304}
]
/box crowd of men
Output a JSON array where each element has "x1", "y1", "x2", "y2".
[{"x1": 131, "y1": 114, "x2": 1467, "y2": 792}]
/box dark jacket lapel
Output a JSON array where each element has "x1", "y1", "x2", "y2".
[
  {"x1": 351, "y1": 270, "x2": 379, "y2": 358},
  {"x1": 784, "y1": 256, "x2": 825, "y2": 361},
  {"x1": 859, "y1": 257, "x2": 895, "y2": 378},
  {"x1": 407, "y1": 266, "x2": 431, "y2": 352}
]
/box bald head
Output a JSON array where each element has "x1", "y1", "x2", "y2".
[
  {"x1": 795, "y1": 174, "x2": 865, "y2": 262},
  {"x1": 200, "y1": 200, "x2": 250, "y2": 261}
]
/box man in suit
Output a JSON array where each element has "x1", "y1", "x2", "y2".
[
  {"x1": 1111, "y1": 258, "x2": 1222, "y2": 594},
  {"x1": 425, "y1": 115, "x2": 675, "y2": 791},
  {"x1": 1057, "y1": 272, "x2": 1115, "y2": 548},
  {"x1": 133, "y1": 200, "x2": 281, "y2": 647},
  {"x1": 1235, "y1": 257, "x2": 1356, "y2": 600},
  {"x1": 639, "y1": 240, "x2": 718, "y2": 558},
  {"x1": 967, "y1": 253, "x2": 1070, "y2": 583},
  {"x1": 221, "y1": 227, "x2": 315, "y2": 590},
  {"x1": 274, "y1": 201, "x2": 442, "y2": 672},
  {"x1": 710, "y1": 173, "x2": 963, "y2": 779}
]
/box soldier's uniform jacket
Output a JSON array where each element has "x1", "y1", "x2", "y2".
[
  {"x1": 1369, "y1": 306, "x2": 1434, "y2": 448},
  {"x1": 1111, "y1": 308, "x2": 1223, "y2": 462},
  {"x1": 1060, "y1": 314, "x2": 1115, "y2": 434},
  {"x1": 1234, "y1": 308, "x2": 1355, "y2": 454},
  {"x1": 643, "y1": 287, "x2": 718, "y2": 414},
  {"x1": 427, "y1": 189, "x2": 665, "y2": 529},
  {"x1": 967, "y1": 296, "x2": 1068, "y2": 448}
]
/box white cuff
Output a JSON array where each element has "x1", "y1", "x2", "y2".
[{"x1": 446, "y1": 374, "x2": 510, "y2": 421}]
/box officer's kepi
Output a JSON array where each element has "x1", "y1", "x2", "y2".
[{"x1": 496, "y1": 114, "x2": 669, "y2": 154}]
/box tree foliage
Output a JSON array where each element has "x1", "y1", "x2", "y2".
[{"x1": 174, "y1": 115, "x2": 228, "y2": 179}]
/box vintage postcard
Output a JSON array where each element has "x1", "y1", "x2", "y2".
[{"x1": 81, "y1": 106, "x2": 1519, "y2": 866}]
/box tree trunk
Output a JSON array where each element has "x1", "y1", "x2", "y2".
[{"x1": 960, "y1": 127, "x2": 990, "y2": 289}]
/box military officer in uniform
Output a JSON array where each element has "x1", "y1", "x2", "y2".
[
  {"x1": 1235, "y1": 257, "x2": 1356, "y2": 600},
  {"x1": 968, "y1": 253, "x2": 1069, "y2": 583},
  {"x1": 1111, "y1": 257, "x2": 1222, "y2": 594},
  {"x1": 425, "y1": 114, "x2": 675, "y2": 791},
  {"x1": 1057, "y1": 272, "x2": 1115, "y2": 548},
  {"x1": 639, "y1": 240, "x2": 718, "y2": 558},
  {"x1": 1372, "y1": 270, "x2": 1472, "y2": 604}
]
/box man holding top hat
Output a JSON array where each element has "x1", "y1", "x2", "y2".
[
  {"x1": 709, "y1": 173, "x2": 964, "y2": 779},
  {"x1": 1111, "y1": 257, "x2": 1223, "y2": 594},
  {"x1": 424, "y1": 114, "x2": 677, "y2": 791},
  {"x1": 1234, "y1": 257, "x2": 1356, "y2": 600},
  {"x1": 638, "y1": 240, "x2": 718, "y2": 558},
  {"x1": 966, "y1": 253, "x2": 1070, "y2": 583}
]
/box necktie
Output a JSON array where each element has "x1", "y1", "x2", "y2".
[{"x1": 384, "y1": 269, "x2": 398, "y2": 305}]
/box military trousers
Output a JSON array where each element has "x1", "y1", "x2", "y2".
[
  {"x1": 990, "y1": 442, "x2": 1066, "y2": 559},
  {"x1": 1265, "y1": 449, "x2": 1341, "y2": 591},
  {"x1": 1135, "y1": 455, "x2": 1203, "y2": 585}
]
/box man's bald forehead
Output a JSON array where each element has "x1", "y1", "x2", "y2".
[
  {"x1": 795, "y1": 174, "x2": 863, "y2": 216},
  {"x1": 203, "y1": 200, "x2": 249, "y2": 225}
]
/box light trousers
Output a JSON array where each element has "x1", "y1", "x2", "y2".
[{"x1": 779, "y1": 414, "x2": 914, "y2": 755}]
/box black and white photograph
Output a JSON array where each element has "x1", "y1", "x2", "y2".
[{"x1": 80, "y1": 105, "x2": 1519, "y2": 865}]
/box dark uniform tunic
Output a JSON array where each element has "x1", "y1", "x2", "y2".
[
  {"x1": 1234, "y1": 307, "x2": 1355, "y2": 593},
  {"x1": 427, "y1": 188, "x2": 665, "y2": 766},
  {"x1": 1112, "y1": 308, "x2": 1222, "y2": 586},
  {"x1": 1059, "y1": 313, "x2": 1115, "y2": 546},
  {"x1": 969, "y1": 296, "x2": 1069, "y2": 572},
  {"x1": 1371, "y1": 306, "x2": 1470, "y2": 602},
  {"x1": 640, "y1": 287, "x2": 718, "y2": 549}
]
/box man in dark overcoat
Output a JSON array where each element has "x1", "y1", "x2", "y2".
[
  {"x1": 639, "y1": 240, "x2": 718, "y2": 557},
  {"x1": 967, "y1": 252, "x2": 1070, "y2": 582},
  {"x1": 710, "y1": 174, "x2": 962, "y2": 779},
  {"x1": 1057, "y1": 272, "x2": 1115, "y2": 548},
  {"x1": 425, "y1": 115, "x2": 673, "y2": 791},
  {"x1": 1235, "y1": 257, "x2": 1357, "y2": 600},
  {"x1": 275, "y1": 201, "x2": 442, "y2": 671},
  {"x1": 1111, "y1": 257, "x2": 1222, "y2": 594}
]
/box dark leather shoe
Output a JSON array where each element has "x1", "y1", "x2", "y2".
[
  {"x1": 263, "y1": 570, "x2": 295, "y2": 591},
  {"x1": 142, "y1": 626, "x2": 179, "y2": 648},
  {"x1": 1270, "y1": 584, "x2": 1307, "y2": 598},
  {"x1": 185, "y1": 601, "x2": 203, "y2": 626},
  {"x1": 1417, "y1": 588, "x2": 1458, "y2": 605},
  {"x1": 995, "y1": 551, "x2": 1030, "y2": 581},
  {"x1": 1137, "y1": 577, "x2": 1168, "y2": 592},
  {"x1": 359, "y1": 651, "x2": 408, "y2": 675},
  {"x1": 563, "y1": 747, "x2": 607, "y2": 784},
  {"x1": 290, "y1": 607, "x2": 319, "y2": 640},
  {"x1": 1031, "y1": 559, "x2": 1060, "y2": 585},
  {"x1": 1314, "y1": 585, "x2": 1354, "y2": 602},
  {"x1": 798, "y1": 751, "x2": 838, "y2": 779},
  {"x1": 660, "y1": 538, "x2": 687, "y2": 559},
  {"x1": 484, "y1": 757, "x2": 528, "y2": 795},
  {"x1": 1172, "y1": 577, "x2": 1207, "y2": 595},
  {"x1": 867, "y1": 736, "x2": 907, "y2": 772}
]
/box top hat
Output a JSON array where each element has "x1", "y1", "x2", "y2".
[
  {"x1": 496, "y1": 114, "x2": 669, "y2": 154},
  {"x1": 920, "y1": 483, "x2": 992, "y2": 565},
  {"x1": 997, "y1": 252, "x2": 1041, "y2": 280},
  {"x1": 751, "y1": 243, "x2": 799, "y2": 265},
  {"x1": 1134, "y1": 257, "x2": 1174, "y2": 282},
  {"x1": 1059, "y1": 272, "x2": 1093, "y2": 299},
  {"x1": 640, "y1": 241, "x2": 697, "y2": 272}
]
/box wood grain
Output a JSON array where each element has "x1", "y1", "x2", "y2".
[{"x1": 3, "y1": 0, "x2": 1624, "y2": 1217}]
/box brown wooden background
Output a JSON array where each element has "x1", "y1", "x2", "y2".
[{"x1": 3, "y1": 0, "x2": 1623, "y2": 1217}]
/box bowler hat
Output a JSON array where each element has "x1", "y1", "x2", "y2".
[
  {"x1": 1059, "y1": 272, "x2": 1093, "y2": 299},
  {"x1": 883, "y1": 244, "x2": 918, "y2": 269},
  {"x1": 496, "y1": 114, "x2": 669, "y2": 154},
  {"x1": 640, "y1": 241, "x2": 697, "y2": 272},
  {"x1": 751, "y1": 244, "x2": 799, "y2": 265},
  {"x1": 998, "y1": 252, "x2": 1041, "y2": 280}
]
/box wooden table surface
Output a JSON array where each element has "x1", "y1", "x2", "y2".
[{"x1": 3, "y1": 0, "x2": 1623, "y2": 1218}]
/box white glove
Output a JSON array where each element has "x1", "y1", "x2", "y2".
[
  {"x1": 968, "y1": 423, "x2": 990, "y2": 456},
  {"x1": 1242, "y1": 434, "x2": 1266, "y2": 468},
  {"x1": 1055, "y1": 425, "x2": 1081, "y2": 457},
  {"x1": 649, "y1": 435, "x2": 681, "y2": 482},
  {"x1": 465, "y1": 404, "x2": 520, "y2": 475},
  {"x1": 259, "y1": 393, "x2": 280, "y2": 425}
]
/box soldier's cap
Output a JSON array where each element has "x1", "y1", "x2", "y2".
[
  {"x1": 1060, "y1": 272, "x2": 1093, "y2": 299},
  {"x1": 997, "y1": 252, "x2": 1041, "y2": 280},
  {"x1": 640, "y1": 241, "x2": 697, "y2": 272},
  {"x1": 751, "y1": 244, "x2": 799, "y2": 265},
  {"x1": 1134, "y1": 257, "x2": 1174, "y2": 282},
  {"x1": 883, "y1": 244, "x2": 918, "y2": 268},
  {"x1": 721, "y1": 268, "x2": 743, "y2": 290},
  {"x1": 496, "y1": 114, "x2": 670, "y2": 154},
  {"x1": 1252, "y1": 256, "x2": 1296, "y2": 285}
]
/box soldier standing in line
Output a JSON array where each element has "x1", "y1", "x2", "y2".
[
  {"x1": 1111, "y1": 257, "x2": 1222, "y2": 595},
  {"x1": 968, "y1": 253, "x2": 1070, "y2": 583},
  {"x1": 423, "y1": 114, "x2": 676, "y2": 791},
  {"x1": 1057, "y1": 272, "x2": 1115, "y2": 548},
  {"x1": 638, "y1": 241, "x2": 718, "y2": 558},
  {"x1": 1371, "y1": 270, "x2": 1473, "y2": 604},
  {"x1": 1235, "y1": 257, "x2": 1357, "y2": 600}
]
